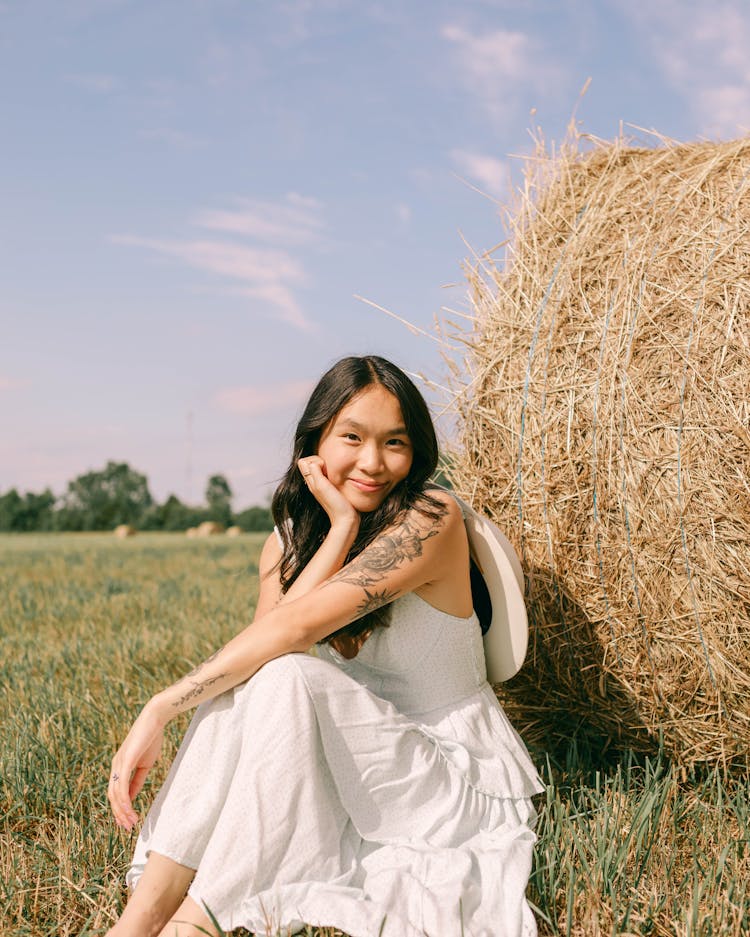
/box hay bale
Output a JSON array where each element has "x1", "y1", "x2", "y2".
[
  {"x1": 113, "y1": 524, "x2": 136, "y2": 538},
  {"x1": 197, "y1": 521, "x2": 224, "y2": 536},
  {"x1": 226, "y1": 525, "x2": 243, "y2": 537},
  {"x1": 448, "y1": 133, "x2": 750, "y2": 767}
]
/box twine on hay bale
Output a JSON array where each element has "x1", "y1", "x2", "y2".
[{"x1": 447, "y1": 131, "x2": 750, "y2": 768}]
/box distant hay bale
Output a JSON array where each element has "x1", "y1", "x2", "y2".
[
  {"x1": 197, "y1": 521, "x2": 224, "y2": 536},
  {"x1": 448, "y1": 132, "x2": 750, "y2": 767},
  {"x1": 226, "y1": 525, "x2": 242, "y2": 537},
  {"x1": 113, "y1": 524, "x2": 136, "y2": 538},
  {"x1": 186, "y1": 527, "x2": 199, "y2": 538}
]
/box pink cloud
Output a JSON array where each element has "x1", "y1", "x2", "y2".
[
  {"x1": 619, "y1": 0, "x2": 750, "y2": 137},
  {"x1": 0, "y1": 376, "x2": 29, "y2": 391},
  {"x1": 214, "y1": 380, "x2": 314, "y2": 416},
  {"x1": 111, "y1": 235, "x2": 313, "y2": 329},
  {"x1": 450, "y1": 150, "x2": 510, "y2": 198},
  {"x1": 440, "y1": 23, "x2": 560, "y2": 119},
  {"x1": 195, "y1": 192, "x2": 324, "y2": 245}
]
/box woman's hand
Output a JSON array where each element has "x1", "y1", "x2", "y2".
[
  {"x1": 298, "y1": 456, "x2": 359, "y2": 528},
  {"x1": 108, "y1": 697, "x2": 168, "y2": 831}
]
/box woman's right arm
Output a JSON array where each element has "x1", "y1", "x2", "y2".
[
  {"x1": 108, "y1": 492, "x2": 461, "y2": 830},
  {"x1": 253, "y1": 455, "x2": 360, "y2": 620}
]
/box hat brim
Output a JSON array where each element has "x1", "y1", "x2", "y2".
[{"x1": 451, "y1": 494, "x2": 528, "y2": 683}]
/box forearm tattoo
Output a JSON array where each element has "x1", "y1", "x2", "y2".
[
  {"x1": 184, "y1": 646, "x2": 223, "y2": 679},
  {"x1": 172, "y1": 672, "x2": 228, "y2": 708},
  {"x1": 326, "y1": 504, "x2": 448, "y2": 614},
  {"x1": 172, "y1": 647, "x2": 229, "y2": 708}
]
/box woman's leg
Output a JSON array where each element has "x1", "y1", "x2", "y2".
[
  {"x1": 157, "y1": 896, "x2": 215, "y2": 937},
  {"x1": 107, "y1": 852, "x2": 196, "y2": 937}
]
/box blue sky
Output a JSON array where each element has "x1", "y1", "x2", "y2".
[{"x1": 2, "y1": 0, "x2": 749, "y2": 508}]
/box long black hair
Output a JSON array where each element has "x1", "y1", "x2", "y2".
[{"x1": 271, "y1": 355, "x2": 443, "y2": 642}]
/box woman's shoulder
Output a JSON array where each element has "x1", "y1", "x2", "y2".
[
  {"x1": 395, "y1": 486, "x2": 467, "y2": 548},
  {"x1": 418, "y1": 485, "x2": 466, "y2": 527},
  {"x1": 259, "y1": 528, "x2": 283, "y2": 574}
]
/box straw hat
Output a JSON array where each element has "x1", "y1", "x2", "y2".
[{"x1": 441, "y1": 488, "x2": 528, "y2": 683}]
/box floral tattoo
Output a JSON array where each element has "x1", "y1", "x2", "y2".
[
  {"x1": 172, "y1": 673, "x2": 228, "y2": 708},
  {"x1": 184, "y1": 646, "x2": 223, "y2": 679},
  {"x1": 172, "y1": 647, "x2": 229, "y2": 708},
  {"x1": 326, "y1": 503, "x2": 448, "y2": 615}
]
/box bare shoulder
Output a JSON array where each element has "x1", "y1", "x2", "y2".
[
  {"x1": 258, "y1": 530, "x2": 282, "y2": 577},
  {"x1": 378, "y1": 487, "x2": 463, "y2": 542},
  {"x1": 422, "y1": 486, "x2": 463, "y2": 519},
  {"x1": 411, "y1": 487, "x2": 465, "y2": 539},
  {"x1": 254, "y1": 531, "x2": 284, "y2": 620}
]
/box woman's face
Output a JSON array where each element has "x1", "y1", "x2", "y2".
[{"x1": 316, "y1": 384, "x2": 414, "y2": 512}]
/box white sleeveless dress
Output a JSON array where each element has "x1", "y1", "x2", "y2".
[{"x1": 127, "y1": 591, "x2": 544, "y2": 937}]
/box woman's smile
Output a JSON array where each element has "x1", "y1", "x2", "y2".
[{"x1": 348, "y1": 478, "x2": 387, "y2": 493}]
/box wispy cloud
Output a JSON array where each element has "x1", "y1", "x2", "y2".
[
  {"x1": 112, "y1": 234, "x2": 312, "y2": 329},
  {"x1": 0, "y1": 376, "x2": 28, "y2": 391},
  {"x1": 441, "y1": 24, "x2": 531, "y2": 83},
  {"x1": 65, "y1": 72, "x2": 119, "y2": 93},
  {"x1": 619, "y1": 0, "x2": 750, "y2": 137},
  {"x1": 139, "y1": 127, "x2": 208, "y2": 149},
  {"x1": 696, "y1": 85, "x2": 750, "y2": 137},
  {"x1": 112, "y1": 237, "x2": 303, "y2": 283},
  {"x1": 450, "y1": 149, "x2": 510, "y2": 198},
  {"x1": 112, "y1": 193, "x2": 325, "y2": 330},
  {"x1": 195, "y1": 193, "x2": 323, "y2": 245},
  {"x1": 440, "y1": 23, "x2": 556, "y2": 119},
  {"x1": 214, "y1": 379, "x2": 314, "y2": 416},
  {"x1": 395, "y1": 203, "x2": 412, "y2": 225},
  {"x1": 274, "y1": 0, "x2": 353, "y2": 46}
]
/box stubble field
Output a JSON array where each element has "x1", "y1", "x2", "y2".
[{"x1": 1, "y1": 534, "x2": 748, "y2": 936}]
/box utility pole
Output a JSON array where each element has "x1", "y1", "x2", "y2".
[{"x1": 186, "y1": 410, "x2": 194, "y2": 504}]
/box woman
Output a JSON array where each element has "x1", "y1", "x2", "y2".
[{"x1": 106, "y1": 355, "x2": 543, "y2": 937}]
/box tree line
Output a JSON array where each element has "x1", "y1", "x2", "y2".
[{"x1": 0, "y1": 461, "x2": 273, "y2": 533}]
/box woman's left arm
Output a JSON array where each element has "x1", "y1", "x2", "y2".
[{"x1": 108, "y1": 492, "x2": 464, "y2": 829}]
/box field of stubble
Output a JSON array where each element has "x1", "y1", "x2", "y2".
[{"x1": 1, "y1": 534, "x2": 747, "y2": 936}]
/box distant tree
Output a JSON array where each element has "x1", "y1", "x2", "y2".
[
  {"x1": 0, "y1": 488, "x2": 56, "y2": 531},
  {"x1": 205, "y1": 474, "x2": 233, "y2": 527},
  {"x1": 142, "y1": 494, "x2": 208, "y2": 531},
  {"x1": 58, "y1": 461, "x2": 153, "y2": 530},
  {"x1": 0, "y1": 489, "x2": 23, "y2": 531},
  {"x1": 20, "y1": 489, "x2": 56, "y2": 530},
  {"x1": 235, "y1": 505, "x2": 273, "y2": 532}
]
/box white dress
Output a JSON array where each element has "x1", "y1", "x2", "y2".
[{"x1": 127, "y1": 591, "x2": 544, "y2": 937}]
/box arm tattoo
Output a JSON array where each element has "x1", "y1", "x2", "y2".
[
  {"x1": 356, "y1": 587, "x2": 399, "y2": 617},
  {"x1": 184, "y1": 646, "x2": 224, "y2": 679},
  {"x1": 328, "y1": 504, "x2": 448, "y2": 592},
  {"x1": 172, "y1": 673, "x2": 228, "y2": 708}
]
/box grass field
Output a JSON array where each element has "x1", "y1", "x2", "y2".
[{"x1": 1, "y1": 533, "x2": 748, "y2": 936}]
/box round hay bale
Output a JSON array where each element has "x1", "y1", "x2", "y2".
[
  {"x1": 226, "y1": 525, "x2": 243, "y2": 537},
  {"x1": 197, "y1": 520, "x2": 224, "y2": 536},
  {"x1": 448, "y1": 133, "x2": 750, "y2": 767},
  {"x1": 186, "y1": 527, "x2": 199, "y2": 537},
  {"x1": 113, "y1": 524, "x2": 136, "y2": 538}
]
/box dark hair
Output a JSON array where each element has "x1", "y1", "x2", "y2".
[{"x1": 271, "y1": 355, "x2": 442, "y2": 642}]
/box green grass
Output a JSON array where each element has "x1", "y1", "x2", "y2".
[{"x1": 1, "y1": 533, "x2": 748, "y2": 936}]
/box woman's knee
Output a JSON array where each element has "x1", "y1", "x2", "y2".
[{"x1": 251, "y1": 651, "x2": 331, "y2": 689}]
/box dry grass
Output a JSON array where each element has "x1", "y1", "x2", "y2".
[
  {"x1": 445, "y1": 130, "x2": 750, "y2": 768},
  {"x1": 2, "y1": 534, "x2": 748, "y2": 936}
]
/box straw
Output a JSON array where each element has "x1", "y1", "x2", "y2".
[{"x1": 446, "y1": 130, "x2": 750, "y2": 768}]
